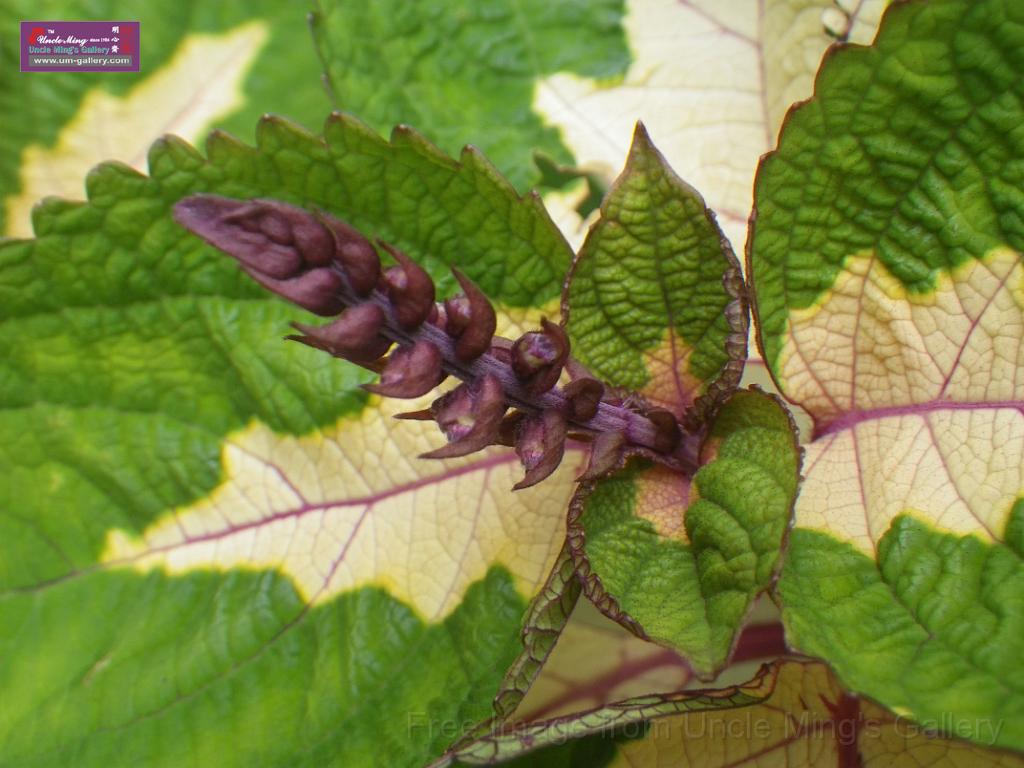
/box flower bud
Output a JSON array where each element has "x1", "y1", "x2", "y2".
[
  {"x1": 175, "y1": 195, "x2": 344, "y2": 315},
  {"x1": 443, "y1": 295, "x2": 470, "y2": 334},
  {"x1": 579, "y1": 431, "x2": 626, "y2": 481},
  {"x1": 563, "y1": 378, "x2": 604, "y2": 421},
  {"x1": 317, "y1": 213, "x2": 381, "y2": 294},
  {"x1": 379, "y1": 241, "x2": 435, "y2": 329},
  {"x1": 513, "y1": 409, "x2": 567, "y2": 490},
  {"x1": 253, "y1": 269, "x2": 347, "y2": 316},
  {"x1": 647, "y1": 408, "x2": 681, "y2": 453},
  {"x1": 511, "y1": 319, "x2": 570, "y2": 395},
  {"x1": 422, "y1": 374, "x2": 506, "y2": 459},
  {"x1": 364, "y1": 341, "x2": 445, "y2": 398},
  {"x1": 448, "y1": 269, "x2": 497, "y2": 362},
  {"x1": 287, "y1": 303, "x2": 390, "y2": 363}
]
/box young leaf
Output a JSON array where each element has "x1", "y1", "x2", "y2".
[
  {"x1": 748, "y1": 0, "x2": 1024, "y2": 749},
  {"x1": 0, "y1": 118, "x2": 578, "y2": 766},
  {"x1": 309, "y1": 0, "x2": 630, "y2": 192},
  {"x1": 1, "y1": 0, "x2": 332, "y2": 236},
  {"x1": 568, "y1": 389, "x2": 800, "y2": 677},
  {"x1": 563, "y1": 123, "x2": 747, "y2": 428}
]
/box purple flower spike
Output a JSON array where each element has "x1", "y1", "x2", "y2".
[
  {"x1": 175, "y1": 195, "x2": 343, "y2": 315},
  {"x1": 175, "y1": 194, "x2": 695, "y2": 489}
]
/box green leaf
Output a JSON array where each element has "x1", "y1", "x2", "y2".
[
  {"x1": 0, "y1": 0, "x2": 332, "y2": 236},
  {"x1": 780, "y1": 513, "x2": 1024, "y2": 749},
  {"x1": 0, "y1": 117, "x2": 580, "y2": 766},
  {"x1": 748, "y1": 0, "x2": 1024, "y2": 749},
  {"x1": 563, "y1": 123, "x2": 746, "y2": 423},
  {"x1": 568, "y1": 389, "x2": 800, "y2": 676},
  {"x1": 309, "y1": 0, "x2": 630, "y2": 192}
]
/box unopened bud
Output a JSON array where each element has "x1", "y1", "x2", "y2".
[
  {"x1": 379, "y1": 241, "x2": 435, "y2": 329},
  {"x1": 364, "y1": 341, "x2": 445, "y2": 398},
  {"x1": 175, "y1": 195, "x2": 343, "y2": 315},
  {"x1": 255, "y1": 269, "x2": 347, "y2": 316},
  {"x1": 317, "y1": 214, "x2": 381, "y2": 294},
  {"x1": 448, "y1": 269, "x2": 497, "y2": 362},
  {"x1": 513, "y1": 409, "x2": 567, "y2": 490},
  {"x1": 579, "y1": 431, "x2": 626, "y2": 481},
  {"x1": 511, "y1": 319, "x2": 570, "y2": 395},
  {"x1": 287, "y1": 303, "x2": 390, "y2": 362},
  {"x1": 563, "y1": 378, "x2": 604, "y2": 421},
  {"x1": 647, "y1": 408, "x2": 681, "y2": 453},
  {"x1": 444, "y1": 295, "x2": 471, "y2": 336},
  {"x1": 422, "y1": 374, "x2": 506, "y2": 459}
]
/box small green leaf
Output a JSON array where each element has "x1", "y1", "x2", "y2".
[
  {"x1": 564, "y1": 123, "x2": 746, "y2": 423},
  {"x1": 569, "y1": 389, "x2": 800, "y2": 676}
]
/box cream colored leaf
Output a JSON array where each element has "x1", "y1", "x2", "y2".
[
  {"x1": 5, "y1": 22, "x2": 268, "y2": 238},
  {"x1": 514, "y1": 599, "x2": 694, "y2": 722},
  {"x1": 609, "y1": 661, "x2": 1024, "y2": 768},
  {"x1": 778, "y1": 249, "x2": 1024, "y2": 554},
  {"x1": 103, "y1": 392, "x2": 583, "y2": 620},
  {"x1": 536, "y1": 0, "x2": 887, "y2": 251},
  {"x1": 779, "y1": 250, "x2": 1024, "y2": 425}
]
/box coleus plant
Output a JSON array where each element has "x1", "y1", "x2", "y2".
[{"x1": 1, "y1": 1, "x2": 1023, "y2": 767}]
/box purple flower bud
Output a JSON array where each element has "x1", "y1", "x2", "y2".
[
  {"x1": 513, "y1": 409, "x2": 567, "y2": 490},
  {"x1": 563, "y1": 378, "x2": 604, "y2": 421},
  {"x1": 511, "y1": 319, "x2": 570, "y2": 395},
  {"x1": 174, "y1": 195, "x2": 344, "y2": 315},
  {"x1": 428, "y1": 302, "x2": 447, "y2": 328},
  {"x1": 252, "y1": 269, "x2": 347, "y2": 316},
  {"x1": 449, "y1": 269, "x2": 497, "y2": 362},
  {"x1": 496, "y1": 410, "x2": 527, "y2": 447},
  {"x1": 646, "y1": 408, "x2": 681, "y2": 453},
  {"x1": 443, "y1": 294, "x2": 471, "y2": 336},
  {"x1": 379, "y1": 241, "x2": 435, "y2": 329},
  {"x1": 579, "y1": 431, "x2": 626, "y2": 481},
  {"x1": 422, "y1": 374, "x2": 506, "y2": 459},
  {"x1": 287, "y1": 303, "x2": 390, "y2": 363},
  {"x1": 363, "y1": 340, "x2": 445, "y2": 398},
  {"x1": 316, "y1": 213, "x2": 381, "y2": 294}
]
